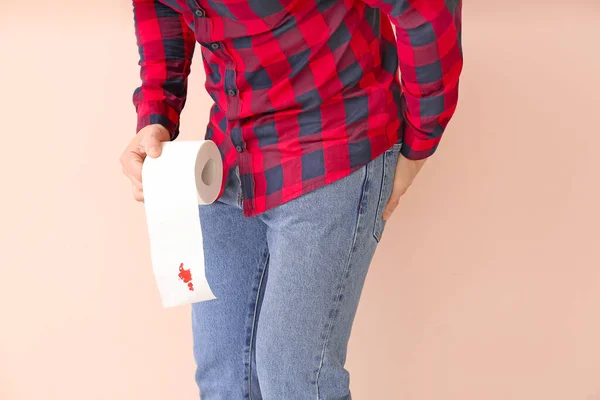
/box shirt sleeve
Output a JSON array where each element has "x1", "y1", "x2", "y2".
[
  {"x1": 362, "y1": 0, "x2": 463, "y2": 160},
  {"x1": 132, "y1": 0, "x2": 196, "y2": 140}
]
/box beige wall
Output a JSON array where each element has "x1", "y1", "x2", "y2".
[{"x1": 1, "y1": 2, "x2": 599, "y2": 399}]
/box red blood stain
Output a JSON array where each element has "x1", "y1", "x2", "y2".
[{"x1": 178, "y1": 263, "x2": 194, "y2": 291}]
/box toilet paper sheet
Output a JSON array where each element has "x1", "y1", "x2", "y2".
[{"x1": 141, "y1": 140, "x2": 222, "y2": 308}]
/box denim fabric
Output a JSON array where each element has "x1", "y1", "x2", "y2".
[{"x1": 192, "y1": 141, "x2": 402, "y2": 399}]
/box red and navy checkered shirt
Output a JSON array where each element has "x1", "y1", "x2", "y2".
[{"x1": 132, "y1": 0, "x2": 463, "y2": 217}]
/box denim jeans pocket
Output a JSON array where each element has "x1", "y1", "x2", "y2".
[{"x1": 373, "y1": 142, "x2": 402, "y2": 242}]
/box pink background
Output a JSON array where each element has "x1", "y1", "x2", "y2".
[{"x1": 1, "y1": 1, "x2": 599, "y2": 399}]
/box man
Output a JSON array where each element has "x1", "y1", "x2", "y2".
[{"x1": 120, "y1": 0, "x2": 462, "y2": 398}]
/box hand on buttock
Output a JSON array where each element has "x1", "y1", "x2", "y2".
[{"x1": 382, "y1": 154, "x2": 427, "y2": 221}]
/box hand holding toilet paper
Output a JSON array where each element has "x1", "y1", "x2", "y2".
[{"x1": 141, "y1": 140, "x2": 222, "y2": 308}]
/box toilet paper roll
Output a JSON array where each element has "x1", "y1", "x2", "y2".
[{"x1": 141, "y1": 140, "x2": 222, "y2": 308}]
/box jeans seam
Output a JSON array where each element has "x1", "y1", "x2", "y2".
[
  {"x1": 373, "y1": 145, "x2": 401, "y2": 241},
  {"x1": 247, "y1": 246, "x2": 269, "y2": 400},
  {"x1": 235, "y1": 166, "x2": 244, "y2": 209},
  {"x1": 314, "y1": 161, "x2": 371, "y2": 400},
  {"x1": 373, "y1": 151, "x2": 388, "y2": 242}
]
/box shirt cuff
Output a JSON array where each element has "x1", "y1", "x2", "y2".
[
  {"x1": 399, "y1": 120, "x2": 443, "y2": 161},
  {"x1": 135, "y1": 100, "x2": 181, "y2": 140}
]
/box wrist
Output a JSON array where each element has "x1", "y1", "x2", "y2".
[{"x1": 135, "y1": 101, "x2": 181, "y2": 140}]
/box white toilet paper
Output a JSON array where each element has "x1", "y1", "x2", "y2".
[{"x1": 141, "y1": 140, "x2": 222, "y2": 308}]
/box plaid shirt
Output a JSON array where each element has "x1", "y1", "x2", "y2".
[{"x1": 132, "y1": 0, "x2": 463, "y2": 217}]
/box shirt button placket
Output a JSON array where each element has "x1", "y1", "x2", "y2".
[
  {"x1": 191, "y1": 2, "x2": 210, "y2": 40},
  {"x1": 218, "y1": 36, "x2": 241, "y2": 142},
  {"x1": 231, "y1": 127, "x2": 245, "y2": 153}
]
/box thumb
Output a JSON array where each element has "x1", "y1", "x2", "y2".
[
  {"x1": 145, "y1": 135, "x2": 162, "y2": 158},
  {"x1": 145, "y1": 132, "x2": 164, "y2": 158},
  {"x1": 382, "y1": 187, "x2": 405, "y2": 221},
  {"x1": 381, "y1": 197, "x2": 399, "y2": 221}
]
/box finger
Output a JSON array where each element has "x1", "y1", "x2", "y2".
[
  {"x1": 121, "y1": 149, "x2": 143, "y2": 176},
  {"x1": 382, "y1": 197, "x2": 399, "y2": 221},
  {"x1": 128, "y1": 174, "x2": 143, "y2": 191},
  {"x1": 132, "y1": 185, "x2": 144, "y2": 202},
  {"x1": 128, "y1": 157, "x2": 144, "y2": 184}
]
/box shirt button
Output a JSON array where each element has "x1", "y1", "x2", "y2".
[
  {"x1": 235, "y1": 145, "x2": 243, "y2": 153},
  {"x1": 195, "y1": 9, "x2": 204, "y2": 17},
  {"x1": 210, "y1": 42, "x2": 220, "y2": 50},
  {"x1": 228, "y1": 89, "x2": 237, "y2": 97}
]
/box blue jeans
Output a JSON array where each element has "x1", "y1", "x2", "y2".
[{"x1": 192, "y1": 141, "x2": 402, "y2": 399}]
